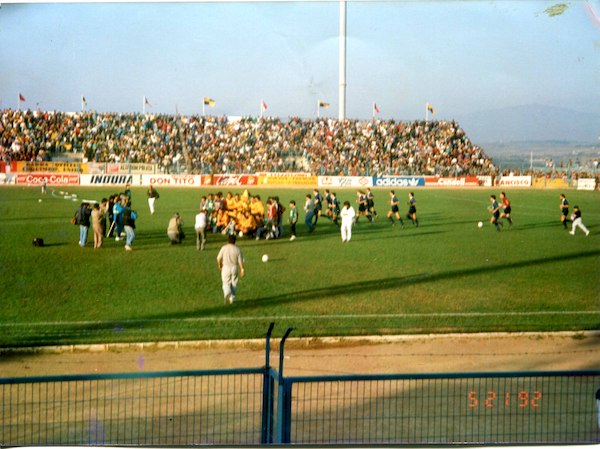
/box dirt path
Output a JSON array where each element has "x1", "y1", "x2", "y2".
[{"x1": 1, "y1": 332, "x2": 598, "y2": 378}]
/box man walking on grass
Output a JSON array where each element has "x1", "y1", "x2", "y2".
[{"x1": 217, "y1": 234, "x2": 245, "y2": 304}]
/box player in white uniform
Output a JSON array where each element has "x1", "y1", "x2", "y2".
[{"x1": 340, "y1": 201, "x2": 356, "y2": 242}]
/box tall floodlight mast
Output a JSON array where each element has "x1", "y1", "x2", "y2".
[{"x1": 339, "y1": 0, "x2": 347, "y2": 120}]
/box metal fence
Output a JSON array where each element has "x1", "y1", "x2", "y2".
[
  {"x1": 0, "y1": 369, "x2": 270, "y2": 446},
  {"x1": 279, "y1": 371, "x2": 600, "y2": 444},
  {"x1": 1, "y1": 326, "x2": 599, "y2": 446}
]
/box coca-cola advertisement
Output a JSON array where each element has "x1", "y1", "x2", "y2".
[
  {"x1": 16, "y1": 173, "x2": 80, "y2": 186},
  {"x1": 213, "y1": 174, "x2": 258, "y2": 186}
]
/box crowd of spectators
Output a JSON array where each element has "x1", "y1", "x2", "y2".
[{"x1": 0, "y1": 108, "x2": 498, "y2": 176}]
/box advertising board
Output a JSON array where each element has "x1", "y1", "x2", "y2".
[
  {"x1": 0, "y1": 173, "x2": 13, "y2": 184},
  {"x1": 141, "y1": 174, "x2": 205, "y2": 187},
  {"x1": 17, "y1": 161, "x2": 85, "y2": 173},
  {"x1": 260, "y1": 173, "x2": 317, "y2": 186},
  {"x1": 319, "y1": 176, "x2": 373, "y2": 188},
  {"x1": 105, "y1": 163, "x2": 156, "y2": 174},
  {"x1": 495, "y1": 176, "x2": 532, "y2": 187},
  {"x1": 424, "y1": 176, "x2": 480, "y2": 187},
  {"x1": 16, "y1": 173, "x2": 80, "y2": 186},
  {"x1": 213, "y1": 174, "x2": 259, "y2": 186},
  {"x1": 80, "y1": 174, "x2": 137, "y2": 186},
  {"x1": 373, "y1": 176, "x2": 425, "y2": 187},
  {"x1": 532, "y1": 177, "x2": 569, "y2": 188},
  {"x1": 576, "y1": 178, "x2": 597, "y2": 191},
  {"x1": 477, "y1": 176, "x2": 493, "y2": 187}
]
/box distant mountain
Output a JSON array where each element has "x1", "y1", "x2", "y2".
[{"x1": 455, "y1": 104, "x2": 600, "y2": 145}]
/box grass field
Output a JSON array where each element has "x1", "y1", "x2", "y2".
[{"x1": 0, "y1": 185, "x2": 598, "y2": 347}]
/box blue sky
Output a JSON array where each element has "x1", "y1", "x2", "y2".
[{"x1": 1, "y1": 1, "x2": 599, "y2": 131}]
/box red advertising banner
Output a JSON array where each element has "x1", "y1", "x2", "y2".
[
  {"x1": 424, "y1": 176, "x2": 481, "y2": 187},
  {"x1": 16, "y1": 173, "x2": 80, "y2": 186},
  {"x1": 212, "y1": 174, "x2": 258, "y2": 186}
]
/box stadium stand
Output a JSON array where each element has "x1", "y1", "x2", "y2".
[{"x1": 1, "y1": 109, "x2": 495, "y2": 176}]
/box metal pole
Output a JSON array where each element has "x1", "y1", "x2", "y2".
[
  {"x1": 338, "y1": 0, "x2": 347, "y2": 121},
  {"x1": 278, "y1": 327, "x2": 293, "y2": 384},
  {"x1": 277, "y1": 327, "x2": 293, "y2": 444},
  {"x1": 261, "y1": 322, "x2": 275, "y2": 444}
]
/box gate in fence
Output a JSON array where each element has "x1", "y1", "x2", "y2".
[{"x1": 1, "y1": 325, "x2": 599, "y2": 446}]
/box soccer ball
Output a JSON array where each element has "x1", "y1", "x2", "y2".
[
  {"x1": 262, "y1": 254, "x2": 269, "y2": 263},
  {"x1": 478, "y1": 221, "x2": 483, "y2": 228},
  {"x1": 238, "y1": 231, "x2": 244, "y2": 237}
]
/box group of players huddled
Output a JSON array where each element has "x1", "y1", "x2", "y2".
[
  {"x1": 187, "y1": 187, "x2": 422, "y2": 245},
  {"x1": 196, "y1": 190, "x2": 287, "y2": 240}
]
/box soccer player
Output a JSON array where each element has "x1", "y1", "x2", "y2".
[
  {"x1": 489, "y1": 195, "x2": 502, "y2": 231},
  {"x1": 356, "y1": 190, "x2": 371, "y2": 223},
  {"x1": 324, "y1": 189, "x2": 333, "y2": 220},
  {"x1": 387, "y1": 190, "x2": 403, "y2": 226},
  {"x1": 406, "y1": 192, "x2": 419, "y2": 227},
  {"x1": 499, "y1": 192, "x2": 513, "y2": 227},
  {"x1": 559, "y1": 194, "x2": 570, "y2": 229},
  {"x1": 329, "y1": 192, "x2": 341, "y2": 227},
  {"x1": 569, "y1": 206, "x2": 590, "y2": 236},
  {"x1": 340, "y1": 201, "x2": 356, "y2": 242},
  {"x1": 366, "y1": 188, "x2": 377, "y2": 219},
  {"x1": 312, "y1": 189, "x2": 323, "y2": 225},
  {"x1": 289, "y1": 200, "x2": 298, "y2": 241}
]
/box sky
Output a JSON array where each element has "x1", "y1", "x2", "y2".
[{"x1": 1, "y1": 0, "x2": 599, "y2": 142}]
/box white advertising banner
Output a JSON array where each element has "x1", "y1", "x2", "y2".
[
  {"x1": 477, "y1": 176, "x2": 493, "y2": 187},
  {"x1": 80, "y1": 174, "x2": 139, "y2": 186},
  {"x1": 495, "y1": 176, "x2": 532, "y2": 187},
  {"x1": 318, "y1": 176, "x2": 373, "y2": 188},
  {"x1": 141, "y1": 174, "x2": 205, "y2": 187},
  {"x1": 576, "y1": 178, "x2": 597, "y2": 191},
  {"x1": 0, "y1": 173, "x2": 15, "y2": 184}
]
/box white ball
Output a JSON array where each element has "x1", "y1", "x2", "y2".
[
  {"x1": 262, "y1": 254, "x2": 269, "y2": 263},
  {"x1": 238, "y1": 231, "x2": 243, "y2": 237},
  {"x1": 38, "y1": 199, "x2": 42, "y2": 203},
  {"x1": 478, "y1": 221, "x2": 483, "y2": 228}
]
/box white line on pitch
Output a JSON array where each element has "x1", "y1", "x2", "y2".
[{"x1": 1, "y1": 310, "x2": 597, "y2": 327}]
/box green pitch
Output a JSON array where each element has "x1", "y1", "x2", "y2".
[{"x1": 0, "y1": 185, "x2": 598, "y2": 347}]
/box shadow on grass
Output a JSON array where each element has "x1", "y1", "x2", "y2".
[
  {"x1": 4, "y1": 248, "x2": 598, "y2": 347},
  {"x1": 226, "y1": 249, "x2": 600, "y2": 311}
]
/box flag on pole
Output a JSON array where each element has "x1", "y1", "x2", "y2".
[
  {"x1": 142, "y1": 96, "x2": 152, "y2": 114},
  {"x1": 373, "y1": 102, "x2": 380, "y2": 114},
  {"x1": 81, "y1": 95, "x2": 87, "y2": 110},
  {"x1": 260, "y1": 100, "x2": 268, "y2": 118},
  {"x1": 426, "y1": 103, "x2": 435, "y2": 114},
  {"x1": 318, "y1": 101, "x2": 330, "y2": 108},
  {"x1": 19, "y1": 93, "x2": 26, "y2": 102},
  {"x1": 203, "y1": 97, "x2": 215, "y2": 107}
]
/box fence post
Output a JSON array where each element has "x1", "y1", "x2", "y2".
[
  {"x1": 596, "y1": 388, "x2": 600, "y2": 430},
  {"x1": 261, "y1": 322, "x2": 275, "y2": 444},
  {"x1": 276, "y1": 327, "x2": 293, "y2": 444}
]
